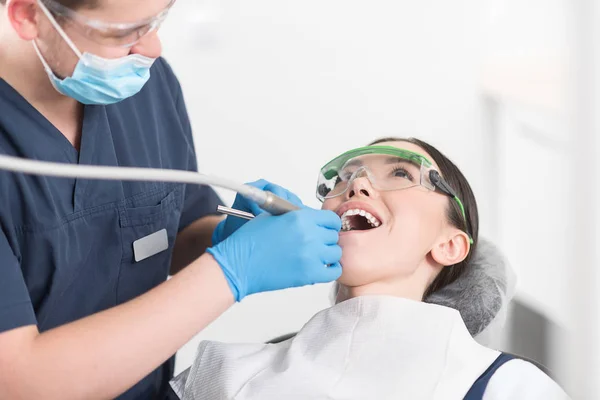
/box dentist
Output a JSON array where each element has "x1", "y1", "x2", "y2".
[{"x1": 0, "y1": 1, "x2": 342, "y2": 399}]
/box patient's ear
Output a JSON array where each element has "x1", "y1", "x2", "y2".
[{"x1": 431, "y1": 230, "x2": 470, "y2": 266}]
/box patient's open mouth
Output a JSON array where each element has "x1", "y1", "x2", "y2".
[{"x1": 340, "y1": 209, "x2": 381, "y2": 232}]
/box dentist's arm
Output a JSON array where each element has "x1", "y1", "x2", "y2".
[
  {"x1": 170, "y1": 214, "x2": 223, "y2": 275},
  {"x1": 0, "y1": 253, "x2": 233, "y2": 400}
]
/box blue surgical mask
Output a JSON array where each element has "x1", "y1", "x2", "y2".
[{"x1": 33, "y1": 1, "x2": 156, "y2": 105}]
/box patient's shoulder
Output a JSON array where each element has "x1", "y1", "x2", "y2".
[{"x1": 483, "y1": 359, "x2": 570, "y2": 400}]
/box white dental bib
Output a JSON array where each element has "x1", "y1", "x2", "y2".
[{"x1": 173, "y1": 296, "x2": 500, "y2": 399}]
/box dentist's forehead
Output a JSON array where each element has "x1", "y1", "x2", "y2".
[{"x1": 372, "y1": 140, "x2": 440, "y2": 171}]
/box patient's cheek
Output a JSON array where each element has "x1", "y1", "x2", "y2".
[{"x1": 321, "y1": 200, "x2": 337, "y2": 212}]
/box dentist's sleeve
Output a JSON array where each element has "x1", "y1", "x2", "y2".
[{"x1": 483, "y1": 359, "x2": 570, "y2": 400}]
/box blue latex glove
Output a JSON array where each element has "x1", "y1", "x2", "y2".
[
  {"x1": 207, "y1": 208, "x2": 342, "y2": 301},
  {"x1": 212, "y1": 179, "x2": 304, "y2": 246}
]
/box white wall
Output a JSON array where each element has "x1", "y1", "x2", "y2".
[
  {"x1": 481, "y1": 0, "x2": 600, "y2": 393},
  {"x1": 160, "y1": 0, "x2": 490, "y2": 374},
  {"x1": 568, "y1": 0, "x2": 600, "y2": 396}
]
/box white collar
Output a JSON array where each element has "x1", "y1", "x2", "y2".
[{"x1": 175, "y1": 295, "x2": 500, "y2": 400}]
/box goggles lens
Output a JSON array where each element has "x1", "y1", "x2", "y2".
[{"x1": 316, "y1": 146, "x2": 434, "y2": 201}]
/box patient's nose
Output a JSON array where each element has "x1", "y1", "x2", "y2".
[{"x1": 346, "y1": 173, "x2": 374, "y2": 199}]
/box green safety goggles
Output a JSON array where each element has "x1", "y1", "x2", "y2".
[{"x1": 316, "y1": 146, "x2": 473, "y2": 243}]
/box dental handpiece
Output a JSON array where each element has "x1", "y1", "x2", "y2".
[
  {"x1": 217, "y1": 190, "x2": 302, "y2": 220},
  {"x1": 217, "y1": 206, "x2": 255, "y2": 220},
  {"x1": 258, "y1": 191, "x2": 302, "y2": 215},
  {"x1": 0, "y1": 154, "x2": 301, "y2": 216}
]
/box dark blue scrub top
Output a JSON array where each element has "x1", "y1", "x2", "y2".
[{"x1": 0, "y1": 58, "x2": 223, "y2": 399}]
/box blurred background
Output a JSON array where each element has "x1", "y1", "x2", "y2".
[{"x1": 159, "y1": 0, "x2": 599, "y2": 397}]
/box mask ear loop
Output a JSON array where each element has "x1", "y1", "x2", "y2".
[
  {"x1": 36, "y1": 0, "x2": 84, "y2": 59},
  {"x1": 429, "y1": 170, "x2": 474, "y2": 245}
]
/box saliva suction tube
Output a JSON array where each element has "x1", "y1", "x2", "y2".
[{"x1": 0, "y1": 154, "x2": 300, "y2": 216}]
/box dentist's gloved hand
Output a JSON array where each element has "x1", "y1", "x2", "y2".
[
  {"x1": 212, "y1": 179, "x2": 304, "y2": 246},
  {"x1": 207, "y1": 208, "x2": 342, "y2": 302}
]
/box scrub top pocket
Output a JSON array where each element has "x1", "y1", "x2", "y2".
[{"x1": 117, "y1": 183, "x2": 183, "y2": 304}]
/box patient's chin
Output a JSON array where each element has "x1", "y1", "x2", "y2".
[
  {"x1": 338, "y1": 255, "x2": 387, "y2": 287},
  {"x1": 337, "y1": 273, "x2": 371, "y2": 288}
]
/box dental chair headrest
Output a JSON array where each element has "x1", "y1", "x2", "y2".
[{"x1": 424, "y1": 237, "x2": 517, "y2": 345}]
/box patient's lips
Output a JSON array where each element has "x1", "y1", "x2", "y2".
[
  {"x1": 336, "y1": 202, "x2": 383, "y2": 232},
  {"x1": 341, "y1": 209, "x2": 380, "y2": 231}
]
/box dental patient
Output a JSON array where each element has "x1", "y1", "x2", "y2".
[{"x1": 170, "y1": 138, "x2": 569, "y2": 399}]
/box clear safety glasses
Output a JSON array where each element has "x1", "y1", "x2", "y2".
[
  {"x1": 40, "y1": 0, "x2": 176, "y2": 48},
  {"x1": 316, "y1": 146, "x2": 472, "y2": 242}
]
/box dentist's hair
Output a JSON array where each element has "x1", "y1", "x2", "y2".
[
  {"x1": 0, "y1": 0, "x2": 97, "y2": 9},
  {"x1": 369, "y1": 137, "x2": 479, "y2": 299}
]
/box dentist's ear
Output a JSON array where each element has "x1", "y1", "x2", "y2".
[
  {"x1": 431, "y1": 230, "x2": 470, "y2": 267},
  {"x1": 6, "y1": 0, "x2": 41, "y2": 41}
]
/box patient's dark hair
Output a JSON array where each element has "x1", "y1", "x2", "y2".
[{"x1": 369, "y1": 137, "x2": 479, "y2": 299}]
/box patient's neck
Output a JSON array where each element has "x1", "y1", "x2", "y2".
[
  {"x1": 336, "y1": 264, "x2": 438, "y2": 303},
  {"x1": 336, "y1": 279, "x2": 426, "y2": 303}
]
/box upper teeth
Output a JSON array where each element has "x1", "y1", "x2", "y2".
[{"x1": 341, "y1": 208, "x2": 381, "y2": 231}]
